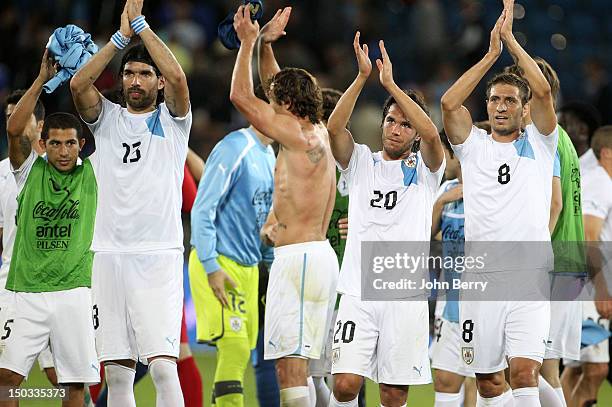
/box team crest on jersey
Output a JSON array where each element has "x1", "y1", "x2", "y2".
[
  {"x1": 332, "y1": 348, "x2": 340, "y2": 365},
  {"x1": 230, "y1": 316, "x2": 242, "y2": 332},
  {"x1": 403, "y1": 153, "x2": 417, "y2": 168},
  {"x1": 462, "y1": 347, "x2": 474, "y2": 365}
]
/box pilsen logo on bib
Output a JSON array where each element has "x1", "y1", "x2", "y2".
[{"x1": 31, "y1": 199, "x2": 80, "y2": 251}]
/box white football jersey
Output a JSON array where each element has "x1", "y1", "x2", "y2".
[
  {"x1": 337, "y1": 143, "x2": 445, "y2": 297},
  {"x1": 0, "y1": 158, "x2": 16, "y2": 287},
  {"x1": 451, "y1": 124, "x2": 558, "y2": 271},
  {"x1": 580, "y1": 148, "x2": 598, "y2": 174},
  {"x1": 452, "y1": 124, "x2": 558, "y2": 242},
  {"x1": 85, "y1": 97, "x2": 191, "y2": 252},
  {"x1": 582, "y1": 164, "x2": 612, "y2": 243}
]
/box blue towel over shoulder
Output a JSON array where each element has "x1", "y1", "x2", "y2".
[{"x1": 44, "y1": 24, "x2": 98, "y2": 93}]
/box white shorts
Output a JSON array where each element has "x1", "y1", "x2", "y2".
[
  {"x1": 92, "y1": 251, "x2": 183, "y2": 363},
  {"x1": 0, "y1": 288, "x2": 99, "y2": 384},
  {"x1": 309, "y1": 308, "x2": 337, "y2": 377},
  {"x1": 331, "y1": 295, "x2": 432, "y2": 385},
  {"x1": 264, "y1": 241, "x2": 338, "y2": 360},
  {"x1": 459, "y1": 301, "x2": 550, "y2": 373},
  {"x1": 431, "y1": 318, "x2": 475, "y2": 378},
  {"x1": 545, "y1": 301, "x2": 582, "y2": 360},
  {"x1": 564, "y1": 301, "x2": 610, "y2": 367}
]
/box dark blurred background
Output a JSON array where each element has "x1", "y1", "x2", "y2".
[{"x1": 1, "y1": 0, "x2": 611, "y2": 159}]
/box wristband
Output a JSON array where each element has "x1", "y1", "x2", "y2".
[
  {"x1": 130, "y1": 15, "x2": 149, "y2": 35},
  {"x1": 111, "y1": 30, "x2": 131, "y2": 50}
]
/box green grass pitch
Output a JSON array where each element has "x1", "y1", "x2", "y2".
[{"x1": 20, "y1": 351, "x2": 612, "y2": 406}]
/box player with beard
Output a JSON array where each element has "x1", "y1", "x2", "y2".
[
  {"x1": 327, "y1": 32, "x2": 445, "y2": 407},
  {"x1": 441, "y1": 1, "x2": 558, "y2": 405},
  {"x1": 70, "y1": 0, "x2": 191, "y2": 405}
]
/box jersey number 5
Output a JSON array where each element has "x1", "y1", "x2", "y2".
[{"x1": 122, "y1": 142, "x2": 142, "y2": 163}]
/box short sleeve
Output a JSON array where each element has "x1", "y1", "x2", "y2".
[
  {"x1": 81, "y1": 96, "x2": 120, "y2": 136},
  {"x1": 450, "y1": 126, "x2": 483, "y2": 161},
  {"x1": 526, "y1": 123, "x2": 559, "y2": 157},
  {"x1": 11, "y1": 150, "x2": 38, "y2": 192},
  {"x1": 418, "y1": 153, "x2": 446, "y2": 194},
  {"x1": 582, "y1": 171, "x2": 612, "y2": 220},
  {"x1": 337, "y1": 143, "x2": 371, "y2": 185},
  {"x1": 160, "y1": 102, "x2": 192, "y2": 140}
]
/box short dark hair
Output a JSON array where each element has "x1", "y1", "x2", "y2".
[
  {"x1": 322, "y1": 88, "x2": 343, "y2": 122},
  {"x1": 5, "y1": 89, "x2": 45, "y2": 121},
  {"x1": 559, "y1": 101, "x2": 602, "y2": 142},
  {"x1": 268, "y1": 68, "x2": 323, "y2": 124},
  {"x1": 381, "y1": 89, "x2": 430, "y2": 125},
  {"x1": 41, "y1": 112, "x2": 83, "y2": 141},
  {"x1": 118, "y1": 43, "x2": 164, "y2": 106},
  {"x1": 504, "y1": 57, "x2": 560, "y2": 108},
  {"x1": 591, "y1": 125, "x2": 612, "y2": 160},
  {"x1": 486, "y1": 72, "x2": 531, "y2": 105}
]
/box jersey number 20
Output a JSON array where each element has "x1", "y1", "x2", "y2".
[{"x1": 370, "y1": 190, "x2": 398, "y2": 210}]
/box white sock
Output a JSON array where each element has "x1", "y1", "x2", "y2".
[
  {"x1": 553, "y1": 387, "x2": 567, "y2": 407},
  {"x1": 280, "y1": 386, "x2": 310, "y2": 407},
  {"x1": 148, "y1": 358, "x2": 184, "y2": 407},
  {"x1": 512, "y1": 387, "x2": 541, "y2": 407},
  {"x1": 105, "y1": 363, "x2": 137, "y2": 407},
  {"x1": 502, "y1": 389, "x2": 515, "y2": 406},
  {"x1": 434, "y1": 391, "x2": 462, "y2": 406},
  {"x1": 307, "y1": 377, "x2": 316, "y2": 407},
  {"x1": 476, "y1": 392, "x2": 506, "y2": 406},
  {"x1": 312, "y1": 376, "x2": 330, "y2": 407},
  {"x1": 538, "y1": 377, "x2": 564, "y2": 407},
  {"x1": 329, "y1": 391, "x2": 358, "y2": 407}
]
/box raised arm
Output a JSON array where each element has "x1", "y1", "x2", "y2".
[
  {"x1": 377, "y1": 40, "x2": 443, "y2": 170},
  {"x1": 230, "y1": 6, "x2": 310, "y2": 151},
  {"x1": 327, "y1": 32, "x2": 371, "y2": 168},
  {"x1": 127, "y1": 0, "x2": 189, "y2": 117},
  {"x1": 7, "y1": 50, "x2": 55, "y2": 169},
  {"x1": 500, "y1": 0, "x2": 556, "y2": 135},
  {"x1": 441, "y1": 11, "x2": 505, "y2": 145},
  {"x1": 70, "y1": 3, "x2": 133, "y2": 122},
  {"x1": 257, "y1": 8, "x2": 291, "y2": 86}
]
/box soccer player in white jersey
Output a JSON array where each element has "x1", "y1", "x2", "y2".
[
  {"x1": 327, "y1": 32, "x2": 445, "y2": 407},
  {"x1": 441, "y1": 1, "x2": 559, "y2": 405},
  {"x1": 562, "y1": 126, "x2": 612, "y2": 407},
  {"x1": 70, "y1": 1, "x2": 191, "y2": 405}
]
